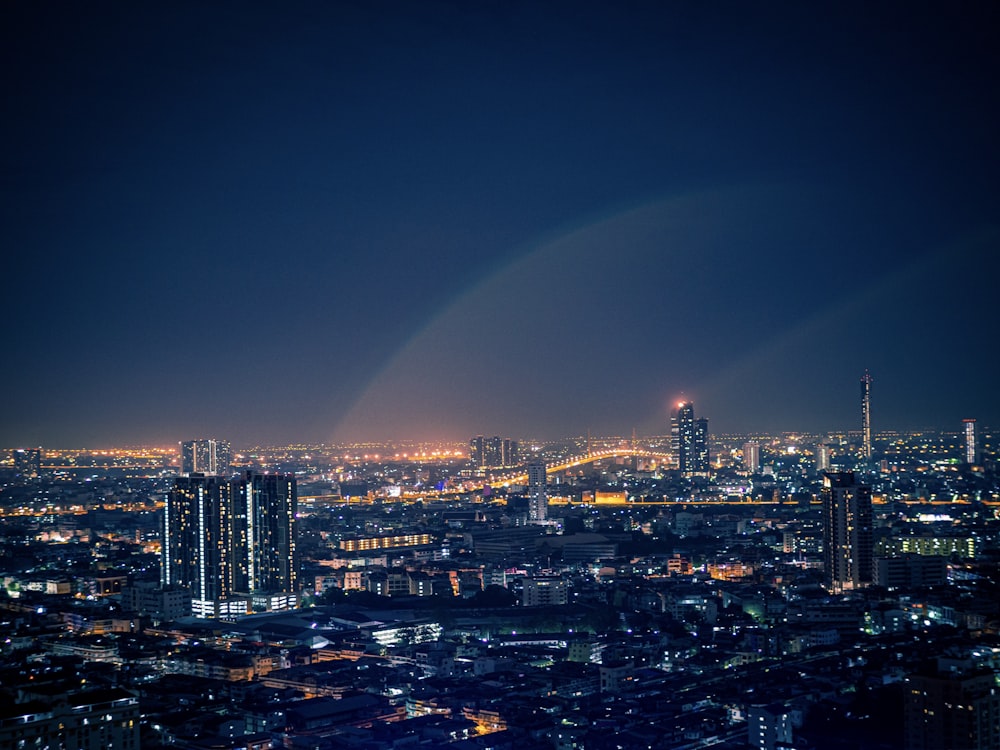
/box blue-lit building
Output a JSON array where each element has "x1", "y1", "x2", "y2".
[{"x1": 162, "y1": 470, "x2": 297, "y2": 618}]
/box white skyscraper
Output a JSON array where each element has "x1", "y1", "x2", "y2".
[
  {"x1": 815, "y1": 443, "x2": 832, "y2": 473},
  {"x1": 963, "y1": 419, "x2": 978, "y2": 464},
  {"x1": 527, "y1": 461, "x2": 547, "y2": 523},
  {"x1": 742, "y1": 441, "x2": 760, "y2": 473},
  {"x1": 860, "y1": 371, "x2": 873, "y2": 462}
]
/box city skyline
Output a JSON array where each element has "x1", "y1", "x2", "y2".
[{"x1": 2, "y1": 3, "x2": 998, "y2": 447}]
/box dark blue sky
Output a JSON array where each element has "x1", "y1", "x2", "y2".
[{"x1": 2, "y1": 2, "x2": 998, "y2": 447}]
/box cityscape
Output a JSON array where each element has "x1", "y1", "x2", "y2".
[
  {"x1": 3, "y1": 3, "x2": 1000, "y2": 750},
  {"x1": 2, "y1": 374, "x2": 999, "y2": 749}
]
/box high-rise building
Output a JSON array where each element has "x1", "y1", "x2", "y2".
[
  {"x1": 470, "y1": 435, "x2": 485, "y2": 468},
  {"x1": 860, "y1": 370, "x2": 873, "y2": 462},
  {"x1": 815, "y1": 443, "x2": 832, "y2": 473},
  {"x1": 469, "y1": 435, "x2": 519, "y2": 470},
  {"x1": 180, "y1": 438, "x2": 232, "y2": 476},
  {"x1": 742, "y1": 441, "x2": 761, "y2": 473},
  {"x1": 904, "y1": 664, "x2": 1000, "y2": 750},
  {"x1": 821, "y1": 471, "x2": 873, "y2": 593},
  {"x1": 243, "y1": 471, "x2": 298, "y2": 595},
  {"x1": 963, "y1": 418, "x2": 978, "y2": 465},
  {"x1": 162, "y1": 470, "x2": 297, "y2": 618},
  {"x1": 671, "y1": 401, "x2": 709, "y2": 473},
  {"x1": 503, "y1": 438, "x2": 519, "y2": 468},
  {"x1": 527, "y1": 461, "x2": 547, "y2": 523}
]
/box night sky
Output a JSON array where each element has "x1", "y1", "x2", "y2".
[{"x1": 2, "y1": 2, "x2": 998, "y2": 447}]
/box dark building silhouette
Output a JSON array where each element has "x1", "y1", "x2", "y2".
[
  {"x1": 904, "y1": 664, "x2": 1000, "y2": 750},
  {"x1": 821, "y1": 471, "x2": 873, "y2": 593}
]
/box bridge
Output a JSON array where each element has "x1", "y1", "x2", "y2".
[
  {"x1": 299, "y1": 448, "x2": 672, "y2": 506},
  {"x1": 500, "y1": 447, "x2": 672, "y2": 485}
]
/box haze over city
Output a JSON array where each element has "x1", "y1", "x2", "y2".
[{"x1": 2, "y1": 2, "x2": 998, "y2": 448}]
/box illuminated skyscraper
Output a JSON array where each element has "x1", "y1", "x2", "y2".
[
  {"x1": 527, "y1": 461, "x2": 547, "y2": 523},
  {"x1": 963, "y1": 418, "x2": 978, "y2": 465},
  {"x1": 815, "y1": 443, "x2": 832, "y2": 473},
  {"x1": 860, "y1": 370, "x2": 873, "y2": 462},
  {"x1": 671, "y1": 401, "x2": 709, "y2": 473},
  {"x1": 821, "y1": 471, "x2": 873, "y2": 593},
  {"x1": 180, "y1": 438, "x2": 232, "y2": 476},
  {"x1": 469, "y1": 435, "x2": 519, "y2": 469},
  {"x1": 162, "y1": 470, "x2": 297, "y2": 618},
  {"x1": 242, "y1": 471, "x2": 298, "y2": 595},
  {"x1": 742, "y1": 441, "x2": 761, "y2": 473}
]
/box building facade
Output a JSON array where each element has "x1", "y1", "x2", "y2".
[
  {"x1": 162, "y1": 470, "x2": 297, "y2": 618},
  {"x1": 815, "y1": 443, "x2": 832, "y2": 473},
  {"x1": 527, "y1": 461, "x2": 547, "y2": 523},
  {"x1": 821, "y1": 471, "x2": 873, "y2": 593},
  {"x1": 742, "y1": 441, "x2": 761, "y2": 473},
  {"x1": 672, "y1": 401, "x2": 709, "y2": 473},
  {"x1": 904, "y1": 666, "x2": 1000, "y2": 750},
  {"x1": 963, "y1": 418, "x2": 979, "y2": 464},
  {"x1": 860, "y1": 370, "x2": 873, "y2": 462},
  {"x1": 469, "y1": 435, "x2": 519, "y2": 470},
  {"x1": 180, "y1": 438, "x2": 232, "y2": 475}
]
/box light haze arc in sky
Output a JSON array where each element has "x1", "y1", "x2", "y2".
[
  {"x1": 1, "y1": 2, "x2": 998, "y2": 447},
  {"x1": 331, "y1": 184, "x2": 993, "y2": 443}
]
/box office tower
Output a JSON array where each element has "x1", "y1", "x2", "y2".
[
  {"x1": 671, "y1": 401, "x2": 709, "y2": 473},
  {"x1": 13, "y1": 447, "x2": 41, "y2": 480},
  {"x1": 470, "y1": 435, "x2": 519, "y2": 469},
  {"x1": 821, "y1": 471, "x2": 873, "y2": 593},
  {"x1": 815, "y1": 443, "x2": 832, "y2": 473},
  {"x1": 963, "y1": 418, "x2": 978, "y2": 464},
  {"x1": 162, "y1": 470, "x2": 297, "y2": 618},
  {"x1": 470, "y1": 436, "x2": 485, "y2": 468},
  {"x1": 180, "y1": 438, "x2": 232, "y2": 475},
  {"x1": 742, "y1": 441, "x2": 761, "y2": 473},
  {"x1": 860, "y1": 370, "x2": 873, "y2": 462},
  {"x1": 527, "y1": 461, "x2": 547, "y2": 522},
  {"x1": 904, "y1": 665, "x2": 1000, "y2": 750}
]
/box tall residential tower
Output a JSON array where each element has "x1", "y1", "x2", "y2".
[
  {"x1": 672, "y1": 401, "x2": 709, "y2": 473},
  {"x1": 527, "y1": 461, "x2": 548, "y2": 523},
  {"x1": 963, "y1": 418, "x2": 978, "y2": 465},
  {"x1": 821, "y1": 471, "x2": 873, "y2": 593},
  {"x1": 162, "y1": 470, "x2": 297, "y2": 618},
  {"x1": 860, "y1": 370, "x2": 873, "y2": 462},
  {"x1": 180, "y1": 438, "x2": 232, "y2": 476}
]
